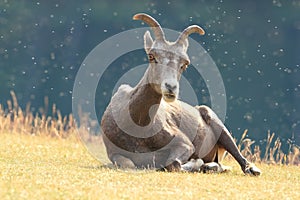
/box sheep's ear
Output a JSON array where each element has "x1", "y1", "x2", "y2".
[{"x1": 144, "y1": 31, "x2": 153, "y2": 54}]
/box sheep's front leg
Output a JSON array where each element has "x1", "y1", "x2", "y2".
[
  {"x1": 111, "y1": 154, "x2": 136, "y2": 169},
  {"x1": 164, "y1": 137, "x2": 195, "y2": 172}
]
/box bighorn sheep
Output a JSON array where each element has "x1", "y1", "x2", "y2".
[{"x1": 101, "y1": 13, "x2": 261, "y2": 175}]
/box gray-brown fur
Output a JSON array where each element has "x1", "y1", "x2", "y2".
[{"x1": 101, "y1": 13, "x2": 261, "y2": 176}]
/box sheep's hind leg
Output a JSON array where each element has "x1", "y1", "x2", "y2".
[
  {"x1": 217, "y1": 130, "x2": 261, "y2": 176},
  {"x1": 111, "y1": 154, "x2": 135, "y2": 169},
  {"x1": 197, "y1": 105, "x2": 261, "y2": 176},
  {"x1": 200, "y1": 147, "x2": 232, "y2": 173},
  {"x1": 181, "y1": 159, "x2": 230, "y2": 173},
  {"x1": 200, "y1": 162, "x2": 229, "y2": 173},
  {"x1": 181, "y1": 158, "x2": 204, "y2": 172}
]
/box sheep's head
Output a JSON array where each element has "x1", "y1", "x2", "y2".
[{"x1": 133, "y1": 13, "x2": 205, "y2": 102}]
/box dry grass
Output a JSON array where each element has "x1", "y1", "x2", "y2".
[
  {"x1": 0, "y1": 91, "x2": 300, "y2": 199},
  {"x1": 1, "y1": 132, "x2": 300, "y2": 200},
  {"x1": 0, "y1": 91, "x2": 77, "y2": 139},
  {"x1": 236, "y1": 129, "x2": 300, "y2": 165}
]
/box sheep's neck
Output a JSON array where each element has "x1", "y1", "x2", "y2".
[{"x1": 129, "y1": 83, "x2": 162, "y2": 127}]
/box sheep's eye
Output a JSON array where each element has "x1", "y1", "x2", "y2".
[
  {"x1": 148, "y1": 54, "x2": 157, "y2": 63},
  {"x1": 180, "y1": 63, "x2": 188, "y2": 71}
]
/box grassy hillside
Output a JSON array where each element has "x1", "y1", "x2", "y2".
[
  {"x1": 1, "y1": 132, "x2": 299, "y2": 200},
  {"x1": 0, "y1": 93, "x2": 299, "y2": 199}
]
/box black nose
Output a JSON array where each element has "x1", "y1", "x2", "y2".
[{"x1": 165, "y1": 83, "x2": 177, "y2": 93}]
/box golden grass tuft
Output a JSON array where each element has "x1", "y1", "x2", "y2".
[
  {"x1": 234, "y1": 129, "x2": 300, "y2": 166},
  {"x1": 0, "y1": 91, "x2": 76, "y2": 139}
]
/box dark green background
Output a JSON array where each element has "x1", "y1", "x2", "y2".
[{"x1": 0, "y1": 0, "x2": 299, "y2": 149}]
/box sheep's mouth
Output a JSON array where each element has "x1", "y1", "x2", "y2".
[{"x1": 163, "y1": 93, "x2": 176, "y2": 102}]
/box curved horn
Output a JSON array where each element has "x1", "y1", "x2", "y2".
[
  {"x1": 176, "y1": 25, "x2": 205, "y2": 45},
  {"x1": 133, "y1": 13, "x2": 165, "y2": 41}
]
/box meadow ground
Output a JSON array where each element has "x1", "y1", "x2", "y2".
[{"x1": 0, "y1": 132, "x2": 299, "y2": 200}]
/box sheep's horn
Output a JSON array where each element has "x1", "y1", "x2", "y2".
[
  {"x1": 176, "y1": 25, "x2": 205, "y2": 45},
  {"x1": 133, "y1": 13, "x2": 165, "y2": 41}
]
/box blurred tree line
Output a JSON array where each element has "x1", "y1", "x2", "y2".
[{"x1": 0, "y1": 0, "x2": 299, "y2": 148}]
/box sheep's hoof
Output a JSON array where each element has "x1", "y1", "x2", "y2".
[
  {"x1": 181, "y1": 159, "x2": 204, "y2": 172},
  {"x1": 201, "y1": 162, "x2": 223, "y2": 173},
  {"x1": 244, "y1": 164, "x2": 261, "y2": 176},
  {"x1": 164, "y1": 160, "x2": 181, "y2": 172}
]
